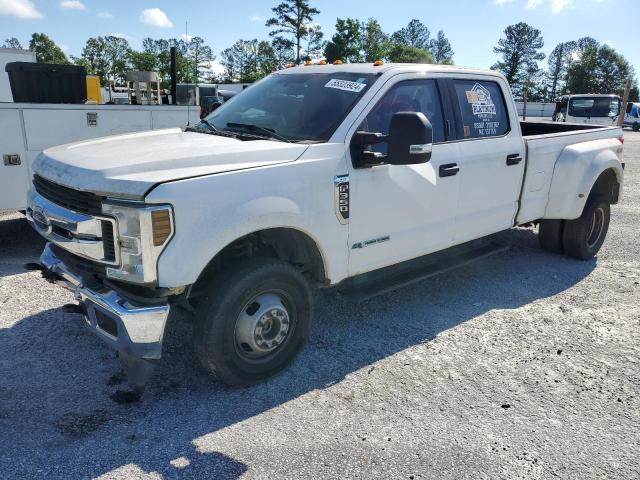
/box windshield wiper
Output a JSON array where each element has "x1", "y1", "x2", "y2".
[
  {"x1": 225, "y1": 122, "x2": 291, "y2": 143},
  {"x1": 200, "y1": 118, "x2": 217, "y2": 131},
  {"x1": 185, "y1": 119, "x2": 217, "y2": 134}
]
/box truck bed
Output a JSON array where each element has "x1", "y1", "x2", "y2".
[
  {"x1": 520, "y1": 120, "x2": 604, "y2": 137},
  {"x1": 516, "y1": 121, "x2": 623, "y2": 224}
]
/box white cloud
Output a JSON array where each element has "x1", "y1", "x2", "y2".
[
  {"x1": 98, "y1": 11, "x2": 113, "y2": 19},
  {"x1": 60, "y1": 0, "x2": 85, "y2": 10},
  {"x1": 0, "y1": 0, "x2": 42, "y2": 19},
  {"x1": 140, "y1": 7, "x2": 173, "y2": 28},
  {"x1": 180, "y1": 33, "x2": 193, "y2": 41},
  {"x1": 551, "y1": 0, "x2": 574, "y2": 13},
  {"x1": 204, "y1": 60, "x2": 225, "y2": 77},
  {"x1": 493, "y1": 0, "x2": 514, "y2": 4},
  {"x1": 249, "y1": 15, "x2": 265, "y2": 22},
  {"x1": 525, "y1": 0, "x2": 574, "y2": 12}
]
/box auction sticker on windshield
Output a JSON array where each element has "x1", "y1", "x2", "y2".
[{"x1": 325, "y1": 79, "x2": 367, "y2": 93}]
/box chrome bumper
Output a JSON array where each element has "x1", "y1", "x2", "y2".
[
  {"x1": 41, "y1": 243, "x2": 169, "y2": 360},
  {"x1": 26, "y1": 189, "x2": 119, "y2": 265}
]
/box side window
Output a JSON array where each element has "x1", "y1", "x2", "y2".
[
  {"x1": 452, "y1": 80, "x2": 509, "y2": 139},
  {"x1": 359, "y1": 80, "x2": 445, "y2": 144}
]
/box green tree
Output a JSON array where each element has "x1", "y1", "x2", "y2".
[
  {"x1": 187, "y1": 36, "x2": 215, "y2": 83},
  {"x1": 303, "y1": 23, "x2": 325, "y2": 60},
  {"x1": 221, "y1": 39, "x2": 260, "y2": 83},
  {"x1": 104, "y1": 35, "x2": 130, "y2": 84},
  {"x1": 266, "y1": 0, "x2": 320, "y2": 65},
  {"x1": 257, "y1": 40, "x2": 280, "y2": 77},
  {"x1": 566, "y1": 42, "x2": 637, "y2": 98},
  {"x1": 576, "y1": 36, "x2": 598, "y2": 55},
  {"x1": 141, "y1": 37, "x2": 191, "y2": 85},
  {"x1": 361, "y1": 18, "x2": 389, "y2": 62},
  {"x1": 128, "y1": 50, "x2": 158, "y2": 73},
  {"x1": 324, "y1": 18, "x2": 362, "y2": 63},
  {"x1": 387, "y1": 44, "x2": 434, "y2": 64},
  {"x1": 271, "y1": 37, "x2": 295, "y2": 67},
  {"x1": 391, "y1": 19, "x2": 430, "y2": 49},
  {"x1": 429, "y1": 30, "x2": 454, "y2": 65},
  {"x1": 546, "y1": 41, "x2": 577, "y2": 101},
  {"x1": 75, "y1": 37, "x2": 109, "y2": 80},
  {"x1": 2, "y1": 37, "x2": 23, "y2": 49},
  {"x1": 29, "y1": 33, "x2": 70, "y2": 64},
  {"x1": 492, "y1": 22, "x2": 545, "y2": 99}
]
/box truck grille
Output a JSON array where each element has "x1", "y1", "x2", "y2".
[
  {"x1": 33, "y1": 174, "x2": 103, "y2": 215},
  {"x1": 101, "y1": 221, "x2": 116, "y2": 261},
  {"x1": 50, "y1": 244, "x2": 107, "y2": 282},
  {"x1": 33, "y1": 175, "x2": 117, "y2": 263}
]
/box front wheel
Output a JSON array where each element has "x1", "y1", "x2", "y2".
[
  {"x1": 193, "y1": 258, "x2": 313, "y2": 386},
  {"x1": 633, "y1": 122, "x2": 639, "y2": 132},
  {"x1": 562, "y1": 196, "x2": 611, "y2": 260}
]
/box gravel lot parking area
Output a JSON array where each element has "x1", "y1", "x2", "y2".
[{"x1": 1, "y1": 132, "x2": 639, "y2": 480}]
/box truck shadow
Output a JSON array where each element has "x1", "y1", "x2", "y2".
[
  {"x1": 0, "y1": 215, "x2": 45, "y2": 278},
  {"x1": 0, "y1": 227, "x2": 596, "y2": 478}
]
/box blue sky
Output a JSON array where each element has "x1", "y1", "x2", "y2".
[{"x1": 0, "y1": 0, "x2": 638, "y2": 77}]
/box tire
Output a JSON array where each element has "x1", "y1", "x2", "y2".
[
  {"x1": 193, "y1": 257, "x2": 313, "y2": 386},
  {"x1": 538, "y1": 219, "x2": 564, "y2": 254},
  {"x1": 562, "y1": 195, "x2": 610, "y2": 260},
  {"x1": 633, "y1": 122, "x2": 639, "y2": 132}
]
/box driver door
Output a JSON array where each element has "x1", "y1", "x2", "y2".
[{"x1": 346, "y1": 77, "x2": 460, "y2": 276}]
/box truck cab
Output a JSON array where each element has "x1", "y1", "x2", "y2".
[{"x1": 26, "y1": 63, "x2": 624, "y2": 388}]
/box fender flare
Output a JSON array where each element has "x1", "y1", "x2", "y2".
[{"x1": 544, "y1": 139, "x2": 623, "y2": 220}]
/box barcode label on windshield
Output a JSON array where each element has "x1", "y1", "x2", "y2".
[{"x1": 325, "y1": 79, "x2": 366, "y2": 93}]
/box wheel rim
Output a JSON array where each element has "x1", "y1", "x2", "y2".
[
  {"x1": 234, "y1": 292, "x2": 293, "y2": 361},
  {"x1": 586, "y1": 207, "x2": 605, "y2": 248}
]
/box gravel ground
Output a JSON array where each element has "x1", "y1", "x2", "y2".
[{"x1": 1, "y1": 131, "x2": 639, "y2": 480}]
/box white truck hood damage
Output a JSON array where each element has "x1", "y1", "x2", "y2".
[{"x1": 33, "y1": 128, "x2": 309, "y2": 199}]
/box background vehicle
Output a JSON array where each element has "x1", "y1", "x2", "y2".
[
  {"x1": 553, "y1": 94, "x2": 621, "y2": 125},
  {"x1": 624, "y1": 102, "x2": 640, "y2": 131},
  {"x1": 26, "y1": 63, "x2": 624, "y2": 389},
  {"x1": 0, "y1": 102, "x2": 200, "y2": 212}
]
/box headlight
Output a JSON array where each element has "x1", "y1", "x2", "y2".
[{"x1": 102, "y1": 201, "x2": 174, "y2": 284}]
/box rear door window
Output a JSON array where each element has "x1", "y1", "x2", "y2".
[{"x1": 452, "y1": 80, "x2": 510, "y2": 139}]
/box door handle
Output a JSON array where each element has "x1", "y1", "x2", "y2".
[
  {"x1": 439, "y1": 163, "x2": 459, "y2": 177},
  {"x1": 506, "y1": 153, "x2": 523, "y2": 166},
  {"x1": 3, "y1": 154, "x2": 21, "y2": 166}
]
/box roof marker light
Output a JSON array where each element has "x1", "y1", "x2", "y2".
[
  {"x1": 333, "y1": 59, "x2": 343, "y2": 65},
  {"x1": 318, "y1": 59, "x2": 327, "y2": 65},
  {"x1": 373, "y1": 60, "x2": 384, "y2": 66}
]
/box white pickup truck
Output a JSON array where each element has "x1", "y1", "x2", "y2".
[{"x1": 25, "y1": 63, "x2": 625, "y2": 388}]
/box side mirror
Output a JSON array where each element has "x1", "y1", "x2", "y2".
[
  {"x1": 350, "y1": 111, "x2": 433, "y2": 168},
  {"x1": 387, "y1": 112, "x2": 433, "y2": 165}
]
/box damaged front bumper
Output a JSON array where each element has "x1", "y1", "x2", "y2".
[{"x1": 40, "y1": 243, "x2": 170, "y2": 360}]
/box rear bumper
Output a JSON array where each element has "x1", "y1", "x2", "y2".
[{"x1": 41, "y1": 243, "x2": 169, "y2": 359}]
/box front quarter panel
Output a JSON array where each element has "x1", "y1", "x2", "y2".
[{"x1": 146, "y1": 143, "x2": 349, "y2": 288}]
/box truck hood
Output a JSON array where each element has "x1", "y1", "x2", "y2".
[{"x1": 33, "y1": 128, "x2": 309, "y2": 199}]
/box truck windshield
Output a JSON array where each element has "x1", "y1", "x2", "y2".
[
  {"x1": 205, "y1": 72, "x2": 378, "y2": 142},
  {"x1": 568, "y1": 97, "x2": 620, "y2": 118}
]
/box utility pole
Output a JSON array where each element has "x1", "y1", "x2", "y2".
[{"x1": 617, "y1": 79, "x2": 633, "y2": 127}]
